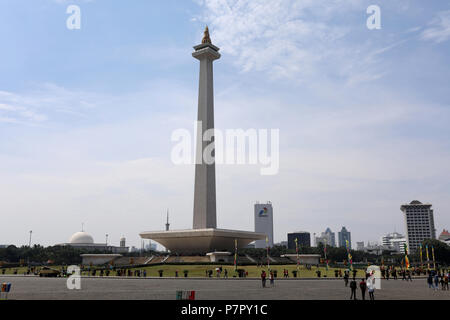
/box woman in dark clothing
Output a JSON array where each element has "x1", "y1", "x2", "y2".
[
  {"x1": 350, "y1": 279, "x2": 357, "y2": 300},
  {"x1": 261, "y1": 270, "x2": 267, "y2": 288},
  {"x1": 359, "y1": 279, "x2": 367, "y2": 300}
]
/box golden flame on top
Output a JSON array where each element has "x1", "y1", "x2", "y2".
[{"x1": 202, "y1": 26, "x2": 212, "y2": 44}]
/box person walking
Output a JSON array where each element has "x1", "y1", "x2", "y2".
[
  {"x1": 427, "y1": 273, "x2": 433, "y2": 289},
  {"x1": 367, "y1": 276, "x2": 375, "y2": 300},
  {"x1": 434, "y1": 273, "x2": 439, "y2": 291},
  {"x1": 350, "y1": 278, "x2": 357, "y2": 300},
  {"x1": 344, "y1": 272, "x2": 349, "y2": 287},
  {"x1": 270, "y1": 271, "x2": 274, "y2": 287},
  {"x1": 359, "y1": 278, "x2": 367, "y2": 300},
  {"x1": 261, "y1": 270, "x2": 267, "y2": 288},
  {"x1": 444, "y1": 273, "x2": 449, "y2": 290},
  {"x1": 406, "y1": 270, "x2": 412, "y2": 281},
  {"x1": 224, "y1": 269, "x2": 228, "y2": 279}
]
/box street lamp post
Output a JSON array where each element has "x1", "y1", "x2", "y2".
[{"x1": 28, "y1": 230, "x2": 33, "y2": 270}]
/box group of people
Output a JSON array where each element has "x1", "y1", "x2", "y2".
[
  {"x1": 86, "y1": 268, "x2": 147, "y2": 277},
  {"x1": 343, "y1": 269, "x2": 359, "y2": 286},
  {"x1": 260, "y1": 270, "x2": 275, "y2": 288},
  {"x1": 427, "y1": 270, "x2": 450, "y2": 290},
  {"x1": 204, "y1": 267, "x2": 229, "y2": 278},
  {"x1": 345, "y1": 270, "x2": 378, "y2": 300},
  {"x1": 381, "y1": 267, "x2": 412, "y2": 281},
  {"x1": 349, "y1": 277, "x2": 376, "y2": 300},
  {"x1": 380, "y1": 266, "x2": 434, "y2": 279}
]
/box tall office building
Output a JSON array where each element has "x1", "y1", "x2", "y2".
[
  {"x1": 356, "y1": 241, "x2": 365, "y2": 251},
  {"x1": 401, "y1": 200, "x2": 436, "y2": 252},
  {"x1": 254, "y1": 202, "x2": 274, "y2": 248},
  {"x1": 287, "y1": 232, "x2": 311, "y2": 249},
  {"x1": 315, "y1": 227, "x2": 336, "y2": 247},
  {"x1": 381, "y1": 232, "x2": 407, "y2": 254},
  {"x1": 338, "y1": 226, "x2": 352, "y2": 249}
]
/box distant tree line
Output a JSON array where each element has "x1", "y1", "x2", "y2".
[
  {"x1": 0, "y1": 245, "x2": 159, "y2": 265},
  {"x1": 239, "y1": 244, "x2": 380, "y2": 264},
  {"x1": 241, "y1": 239, "x2": 450, "y2": 266},
  {"x1": 0, "y1": 245, "x2": 85, "y2": 265},
  {"x1": 1, "y1": 239, "x2": 448, "y2": 266}
]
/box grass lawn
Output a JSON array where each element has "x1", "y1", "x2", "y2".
[
  {"x1": 120, "y1": 264, "x2": 360, "y2": 278},
  {"x1": 124, "y1": 265, "x2": 350, "y2": 278},
  {"x1": 1, "y1": 264, "x2": 367, "y2": 278}
]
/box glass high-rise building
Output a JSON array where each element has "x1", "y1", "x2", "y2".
[
  {"x1": 316, "y1": 227, "x2": 336, "y2": 247},
  {"x1": 338, "y1": 226, "x2": 351, "y2": 249},
  {"x1": 287, "y1": 232, "x2": 311, "y2": 249}
]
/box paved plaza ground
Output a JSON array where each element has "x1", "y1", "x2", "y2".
[{"x1": 1, "y1": 276, "x2": 449, "y2": 300}]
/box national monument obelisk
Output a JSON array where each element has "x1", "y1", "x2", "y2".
[
  {"x1": 192, "y1": 26, "x2": 219, "y2": 230},
  {"x1": 140, "y1": 28, "x2": 265, "y2": 254}
]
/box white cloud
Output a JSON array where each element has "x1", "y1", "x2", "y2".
[
  {"x1": 195, "y1": 0, "x2": 400, "y2": 84},
  {"x1": 0, "y1": 102, "x2": 47, "y2": 124},
  {"x1": 421, "y1": 10, "x2": 450, "y2": 43},
  {"x1": 0, "y1": 84, "x2": 107, "y2": 126}
]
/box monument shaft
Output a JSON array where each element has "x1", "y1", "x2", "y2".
[
  {"x1": 139, "y1": 28, "x2": 266, "y2": 253},
  {"x1": 192, "y1": 33, "x2": 221, "y2": 229}
]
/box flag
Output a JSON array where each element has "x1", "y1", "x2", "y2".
[
  {"x1": 432, "y1": 246, "x2": 436, "y2": 270},
  {"x1": 404, "y1": 243, "x2": 410, "y2": 269},
  {"x1": 266, "y1": 237, "x2": 270, "y2": 270},
  {"x1": 426, "y1": 245, "x2": 430, "y2": 270},
  {"x1": 419, "y1": 244, "x2": 423, "y2": 269},
  {"x1": 346, "y1": 240, "x2": 353, "y2": 271}
]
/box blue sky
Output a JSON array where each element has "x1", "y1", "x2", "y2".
[{"x1": 1, "y1": 0, "x2": 450, "y2": 249}]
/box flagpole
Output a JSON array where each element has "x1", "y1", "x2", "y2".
[
  {"x1": 346, "y1": 240, "x2": 352, "y2": 272},
  {"x1": 234, "y1": 239, "x2": 238, "y2": 272},
  {"x1": 324, "y1": 239, "x2": 329, "y2": 276},
  {"x1": 419, "y1": 244, "x2": 423, "y2": 270},
  {"x1": 266, "y1": 236, "x2": 270, "y2": 271},
  {"x1": 432, "y1": 246, "x2": 436, "y2": 271},
  {"x1": 295, "y1": 238, "x2": 299, "y2": 273}
]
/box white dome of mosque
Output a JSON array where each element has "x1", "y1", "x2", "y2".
[{"x1": 69, "y1": 231, "x2": 94, "y2": 244}]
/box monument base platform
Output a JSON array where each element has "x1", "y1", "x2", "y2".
[{"x1": 139, "y1": 228, "x2": 266, "y2": 254}]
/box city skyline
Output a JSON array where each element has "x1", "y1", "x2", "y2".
[
  {"x1": 1, "y1": 1, "x2": 450, "y2": 249},
  {"x1": 0, "y1": 199, "x2": 444, "y2": 251}
]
